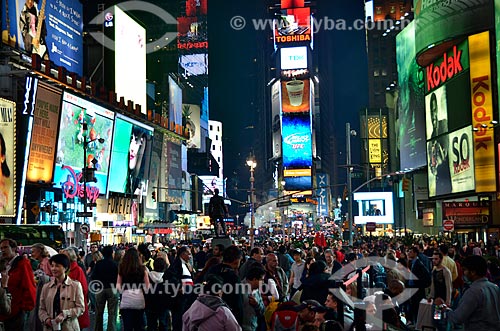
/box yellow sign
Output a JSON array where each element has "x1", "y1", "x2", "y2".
[
  {"x1": 469, "y1": 31, "x2": 496, "y2": 192},
  {"x1": 284, "y1": 168, "x2": 311, "y2": 177},
  {"x1": 368, "y1": 139, "x2": 382, "y2": 163}
]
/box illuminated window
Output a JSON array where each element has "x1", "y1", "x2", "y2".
[
  {"x1": 390, "y1": 6, "x2": 396, "y2": 14},
  {"x1": 375, "y1": 6, "x2": 382, "y2": 15},
  {"x1": 374, "y1": 70, "x2": 379, "y2": 77}
]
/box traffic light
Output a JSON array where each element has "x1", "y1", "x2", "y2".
[
  {"x1": 402, "y1": 178, "x2": 411, "y2": 192},
  {"x1": 152, "y1": 191, "x2": 156, "y2": 202},
  {"x1": 342, "y1": 185, "x2": 348, "y2": 200}
]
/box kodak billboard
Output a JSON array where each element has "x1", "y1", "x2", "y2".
[{"x1": 469, "y1": 31, "x2": 496, "y2": 192}]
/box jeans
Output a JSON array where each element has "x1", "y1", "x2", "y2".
[
  {"x1": 121, "y1": 309, "x2": 145, "y2": 331},
  {"x1": 94, "y1": 288, "x2": 119, "y2": 331},
  {"x1": 146, "y1": 308, "x2": 171, "y2": 331}
]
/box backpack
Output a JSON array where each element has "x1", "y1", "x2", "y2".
[{"x1": 270, "y1": 301, "x2": 299, "y2": 331}]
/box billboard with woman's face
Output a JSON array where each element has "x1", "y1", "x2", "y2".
[
  {"x1": 0, "y1": 98, "x2": 15, "y2": 217},
  {"x1": 107, "y1": 114, "x2": 153, "y2": 196}
]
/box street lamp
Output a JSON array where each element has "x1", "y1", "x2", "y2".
[
  {"x1": 346, "y1": 123, "x2": 357, "y2": 247},
  {"x1": 246, "y1": 152, "x2": 257, "y2": 248}
]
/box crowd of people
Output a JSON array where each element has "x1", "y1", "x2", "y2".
[{"x1": 0, "y1": 234, "x2": 499, "y2": 331}]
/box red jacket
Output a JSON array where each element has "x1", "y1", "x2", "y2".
[
  {"x1": 0, "y1": 256, "x2": 36, "y2": 321},
  {"x1": 68, "y1": 261, "x2": 90, "y2": 328}
]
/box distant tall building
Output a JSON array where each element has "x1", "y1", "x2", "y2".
[
  {"x1": 366, "y1": 0, "x2": 412, "y2": 108},
  {"x1": 208, "y1": 120, "x2": 223, "y2": 179}
]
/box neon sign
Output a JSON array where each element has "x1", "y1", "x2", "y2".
[{"x1": 61, "y1": 165, "x2": 100, "y2": 203}]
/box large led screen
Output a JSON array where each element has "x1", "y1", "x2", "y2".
[
  {"x1": 284, "y1": 175, "x2": 311, "y2": 191},
  {"x1": 184, "y1": 104, "x2": 201, "y2": 149},
  {"x1": 180, "y1": 54, "x2": 208, "y2": 76},
  {"x1": 281, "y1": 78, "x2": 310, "y2": 113},
  {"x1": 414, "y1": 0, "x2": 491, "y2": 54},
  {"x1": 281, "y1": 46, "x2": 308, "y2": 70},
  {"x1": 0, "y1": 98, "x2": 16, "y2": 217},
  {"x1": 168, "y1": 76, "x2": 183, "y2": 129},
  {"x1": 115, "y1": 5, "x2": 146, "y2": 114},
  {"x1": 27, "y1": 83, "x2": 61, "y2": 183},
  {"x1": 427, "y1": 126, "x2": 475, "y2": 197},
  {"x1": 108, "y1": 114, "x2": 153, "y2": 196},
  {"x1": 54, "y1": 92, "x2": 114, "y2": 194},
  {"x1": 159, "y1": 137, "x2": 182, "y2": 204},
  {"x1": 145, "y1": 131, "x2": 163, "y2": 210},
  {"x1": 396, "y1": 21, "x2": 426, "y2": 170},
  {"x1": 1, "y1": 0, "x2": 83, "y2": 75},
  {"x1": 274, "y1": 7, "x2": 311, "y2": 46},
  {"x1": 271, "y1": 80, "x2": 282, "y2": 158},
  {"x1": 282, "y1": 113, "x2": 312, "y2": 168},
  {"x1": 353, "y1": 192, "x2": 394, "y2": 224}
]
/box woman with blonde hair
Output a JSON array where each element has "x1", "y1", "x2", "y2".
[
  {"x1": 31, "y1": 243, "x2": 52, "y2": 276},
  {"x1": 61, "y1": 247, "x2": 90, "y2": 329}
]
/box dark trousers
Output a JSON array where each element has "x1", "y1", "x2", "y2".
[
  {"x1": 121, "y1": 309, "x2": 146, "y2": 331},
  {"x1": 4, "y1": 311, "x2": 25, "y2": 331},
  {"x1": 95, "y1": 288, "x2": 119, "y2": 331},
  {"x1": 146, "y1": 308, "x2": 171, "y2": 331},
  {"x1": 211, "y1": 216, "x2": 226, "y2": 236}
]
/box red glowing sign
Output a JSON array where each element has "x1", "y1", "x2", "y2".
[{"x1": 61, "y1": 165, "x2": 100, "y2": 203}]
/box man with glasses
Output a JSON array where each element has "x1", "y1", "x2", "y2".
[{"x1": 0, "y1": 238, "x2": 36, "y2": 330}]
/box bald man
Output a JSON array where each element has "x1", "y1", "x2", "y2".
[{"x1": 263, "y1": 253, "x2": 288, "y2": 302}]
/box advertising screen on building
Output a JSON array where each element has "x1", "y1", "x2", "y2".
[
  {"x1": 0, "y1": 98, "x2": 15, "y2": 217},
  {"x1": 274, "y1": 7, "x2": 311, "y2": 46},
  {"x1": 107, "y1": 114, "x2": 153, "y2": 196},
  {"x1": 396, "y1": 21, "x2": 426, "y2": 170},
  {"x1": 54, "y1": 92, "x2": 115, "y2": 194},
  {"x1": 281, "y1": 78, "x2": 310, "y2": 113},
  {"x1": 280, "y1": 46, "x2": 308, "y2": 70},
  {"x1": 184, "y1": 104, "x2": 201, "y2": 149},
  {"x1": 168, "y1": 76, "x2": 183, "y2": 129},
  {"x1": 1, "y1": 0, "x2": 83, "y2": 75},
  {"x1": 427, "y1": 126, "x2": 475, "y2": 197},
  {"x1": 284, "y1": 175, "x2": 311, "y2": 191},
  {"x1": 414, "y1": 0, "x2": 491, "y2": 54},
  {"x1": 282, "y1": 113, "x2": 312, "y2": 168},
  {"x1": 114, "y1": 5, "x2": 146, "y2": 114},
  {"x1": 180, "y1": 54, "x2": 208, "y2": 76},
  {"x1": 199, "y1": 175, "x2": 224, "y2": 203},
  {"x1": 145, "y1": 131, "x2": 163, "y2": 210},
  {"x1": 159, "y1": 136, "x2": 182, "y2": 204},
  {"x1": 27, "y1": 82, "x2": 61, "y2": 183},
  {"x1": 271, "y1": 80, "x2": 282, "y2": 158},
  {"x1": 353, "y1": 192, "x2": 394, "y2": 224}
]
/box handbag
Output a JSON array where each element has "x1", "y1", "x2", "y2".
[
  {"x1": 416, "y1": 299, "x2": 434, "y2": 330},
  {"x1": 120, "y1": 288, "x2": 145, "y2": 310}
]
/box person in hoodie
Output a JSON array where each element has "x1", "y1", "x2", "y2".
[
  {"x1": 145, "y1": 258, "x2": 171, "y2": 331},
  {"x1": 182, "y1": 274, "x2": 241, "y2": 331}
]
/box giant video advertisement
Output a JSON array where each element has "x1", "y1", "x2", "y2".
[
  {"x1": 424, "y1": 37, "x2": 474, "y2": 197},
  {"x1": 26, "y1": 82, "x2": 61, "y2": 183},
  {"x1": 1, "y1": 0, "x2": 83, "y2": 75},
  {"x1": 274, "y1": 7, "x2": 311, "y2": 47},
  {"x1": 282, "y1": 113, "x2": 312, "y2": 168},
  {"x1": 108, "y1": 114, "x2": 153, "y2": 196},
  {"x1": 413, "y1": 0, "x2": 491, "y2": 54},
  {"x1": 271, "y1": 80, "x2": 282, "y2": 158},
  {"x1": 396, "y1": 21, "x2": 426, "y2": 170},
  {"x1": 184, "y1": 104, "x2": 201, "y2": 149},
  {"x1": 115, "y1": 5, "x2": 146, "y2": 114},
  {"x1": 159, "y1": 136, "x2": 182, "y2": 204},
  {"x1": 145, "y1": 131, "x2": 163, "y2": 210},
  {"x1": 168, "y1": 76, "x2": 183, "y2": 130},
  {"x1": 54, "y1": 92, "x2": 114, "y2": 195},
  {"x1": 0, "y1": 99, "x2": 15, "y2": 217}
]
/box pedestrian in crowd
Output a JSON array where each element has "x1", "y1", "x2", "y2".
[
  {"x1": 277, "y1": 245, "x2": 293, "y2": 278},
  {"x1": 439, "y1": 245, "x2": 458, "y2": 282},
  {"x1": 239, "y1": 247, "x2": 264, "y2": 280},
  {"x1": 435, "y1": 255, "x2": 500, "y2": 331},
  {"x1": 263, "y1": 253, "x2": 288, "y2": 303},
  {"x1": 145, "y1": 257, "x2": 171, "y2": 331},
  {"x1": 429, "y1": 251, "x2": 452, "y2": 307},
  {"x1": 31, "y1": 243, "x2": 52, "y2": 276},
  {"x1": 0, "y1": 238, "x2": 36, "y2": 330},
  {"x1": 29, "y1": 244, "x2": 53, "y2": 331},
  {"x1": 87, "y1": 249, "x2": 103, "y2": 315},
  {"x1": 323, "y1": 249, "x2": 342, "y2": 276},
  {"x1": 241, "y1": 267, "x2": 266, "y2": 331},
  {"x1": 300, "y1": 260, "x2": 333, "y2": 304},
  {"x1": 117, "y1": 247, "x2": 150, "y2": 331},
  {"x1": 295, "y1": 300, "x2": 325, "y2": 330},
  {"x1": 289, "y1": 248, "x2": 305, "y2": 298},
  {"x1": 38, "y1": 253, "x2": 85, "y2": 331},
  {"x1": 182, "y1": 274, "x2": 241, "y2": 330},
  {"x1": 61, "y1": 247, "x2": 90, "y2": 330},
  {"x1": 138, "y1": 243, "x2": 155, "y2": 271},
  {"x1": 84, "y1": 244, "x2": 99, "y2": 270},
  {"x1": 91, "y1": 245, "x2": 119, "y2": 331},
  {"x1": 206, "y1": 245, "x2": 244, "y2": 324},
  {"x1": 406, "y1": 246, "x2": 431, "y2": 324},
  {"x1": 0, "y1": 262, "x2": 11, "y2": 315},
  {"x1": 192, "y1": 243, "x2": 207, "y2": 272},
  {"x1": 114, "y1": 249, "x2": 125, "y2": 265},
  {"x1": 194, "y1": 256, "x2": 221, "y2": 284}
]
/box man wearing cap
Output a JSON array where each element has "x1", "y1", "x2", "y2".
[{"x1": 296, "y1": 300, "x2": 325, "y2": 329}]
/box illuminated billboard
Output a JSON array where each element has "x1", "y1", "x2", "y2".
[
  {"x1": 27, "y1": 82, "x2": 61, "y2": 183},
  {"x1": 168, "y1": 76, "x2": 183, "y2": 129},
  {"x1": 414, "y1": 0, "x2": 491, "y2": 53},
  {"x1": 353, "y1": 192, "x2": 394, "y2": 224},
  {"x1": 427, "y1": 126, "x2": 475, "y2": 197},
  {"x1": 0, "y1": 98, "x2": 15, "y2": 217},
  {"x1": 271, "y1": 80, "x2": 282, "y2": 158},
  {"x1": 274, "y1": 7, "x2": 311, "y2": 46},
  {"x1": 54, "y1": 92, "x2": 115, "y2": 195},
  {"x1": 281, "y1": 78, "x2": 310, "y2": 113},
  {"x1": 159, "y1": 137, "x2": 182, "y2": 204},
  {"x1": 280, "y1": 46, "x2": 308, "y2": 70},
  {"x1": 282, "y1": 113, "x2": 312, "y2": 168},
  {"x1": 180, "y1": 54, "x2": 208, "y2": 76},
  {"x1": 114, "y1": 5, "x2": 146, "y2": 114},
  {"x1": 145, "y1": 131, "x2": 163, "y2": 210},
  {"x1": 1, "y1": 0, "x2": 83, "y2": 75},
  {"x1": 396, "y1": 21, "x2": 426, "y2": 170},
  {"x1": 199, "y1": 175, "x2": 224, "y2": 203},
  {"x1": 184, "y1": 104, "x2": 201, "y2": 149},
  {"x1": 108, "y1": 114, "x2": 153, "y2": 196}
]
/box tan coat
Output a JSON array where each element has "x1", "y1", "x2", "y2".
[{"x1": 38, "y1": 276, "x2": 85, "y2": 331}]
